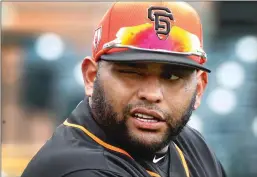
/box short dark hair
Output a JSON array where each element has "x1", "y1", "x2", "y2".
[{"x1": 96, "y1": 60, "x2": 103, "y2": 78}]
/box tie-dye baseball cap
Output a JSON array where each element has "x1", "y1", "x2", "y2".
[{"x1": 91, "y1": 2, "x2": 210, "y2": 73}]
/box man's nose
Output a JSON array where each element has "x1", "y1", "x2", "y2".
[{"x1": 137, "y1": 75, "x2": 163, "y2": 103}]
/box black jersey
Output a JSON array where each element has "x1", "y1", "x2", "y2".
[{"x1": 21, "y1": 98, "x2": 226, "y2": 177}]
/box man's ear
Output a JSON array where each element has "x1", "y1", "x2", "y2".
[
  {"x1": 81, "y1": 56, "x2": 98, "y2": 97},
  {"x1": 194, "y1": 71, "x2": 208, "y2": 110}
]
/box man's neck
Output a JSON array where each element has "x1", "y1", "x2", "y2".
[{"x1": 156, "y1": 145, "x2": 169, "y2": 154}]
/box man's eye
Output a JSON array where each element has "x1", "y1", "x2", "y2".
[
  {"x1": 169, "y1": 74, "x2": 180, "y2": 80},
  {"x1": 162, "y1": 72, "x2": 180, "y2": 81}
]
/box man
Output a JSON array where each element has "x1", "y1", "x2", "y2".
[{"x1": 21, "y1": 2, "x2": 226, "y2": 177}]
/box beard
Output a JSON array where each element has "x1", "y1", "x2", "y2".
[{"x1": 90, "y1": 74, "x2": 196, "y2": 157}]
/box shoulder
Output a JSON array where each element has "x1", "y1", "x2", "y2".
[
  {"x1": 21, "y1": 125, "x2": 110, "y2": 177},
  {"x1": 174, "y1": 126, "x2": 225, "y2": 177}
]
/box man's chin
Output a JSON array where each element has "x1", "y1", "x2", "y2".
[{"x1": 131, "y1": 133, "x2": 165, "y2": 145}]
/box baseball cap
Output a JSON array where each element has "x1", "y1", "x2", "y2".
[{"x1": 91, "y1": 2, "x2": 210, "y2": 73}]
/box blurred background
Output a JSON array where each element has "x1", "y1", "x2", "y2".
[{"x1": 1, "y1": 2, "x2": 257, "y2": 177}]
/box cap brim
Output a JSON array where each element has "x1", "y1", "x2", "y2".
[{"x1": 100, "y1": 49, "x2": 211, "y2": 73}]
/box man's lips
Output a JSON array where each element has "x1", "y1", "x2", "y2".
[{"x1": 130, "y1": 107, "x2": 165, "y2": 122}]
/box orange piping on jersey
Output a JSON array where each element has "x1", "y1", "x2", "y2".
[
  {"x1": 174, "y1": 144, "x2": 190, "y2": 177},
  {"x1": 63, "y1": 120, "x2": 133, "y2": 159},
  {"x1": 146, "y1": 170, "x2": 161, "y2": 177}
]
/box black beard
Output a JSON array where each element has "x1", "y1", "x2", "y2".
[{"x1": 91, "y1": 74, "x2": 196, "y2": 157}]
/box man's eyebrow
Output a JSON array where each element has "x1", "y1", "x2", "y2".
[
  {"x1": 162, "y1": 65, "x2": 194, "y2": 72},
  {"x1": 114, "y1": 62, "x2": 148, "y2": 69},
  {"x1": 160, "y1": 65, "x2": 196, "y2": 77}
]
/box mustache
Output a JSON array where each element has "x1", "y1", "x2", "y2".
[{"x1": 123, "y1": 101, "x2": 168, "y2": 118}]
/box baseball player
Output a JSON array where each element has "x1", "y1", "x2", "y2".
[{"x1": 21, "y1": 2, "x2": 226, "y2": 177}]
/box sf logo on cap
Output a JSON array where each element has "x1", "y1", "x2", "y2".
[{"x1": 148, "y1": 6, "x2": 174, "y2": 40}]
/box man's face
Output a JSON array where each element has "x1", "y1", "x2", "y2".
[{"x1": 90, "y1": 61, "x2": 199, "y2": 155}]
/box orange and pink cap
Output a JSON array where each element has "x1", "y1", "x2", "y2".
[{"x1": 91, "y1": 2, "x2": 210, "y2": 72}]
